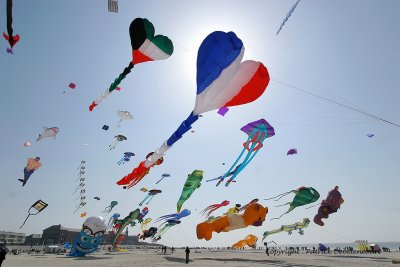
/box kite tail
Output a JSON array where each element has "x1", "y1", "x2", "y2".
[
  {"x1": 20, "y1": 214, "x2": 31, "y2": 229},
  {"x1": 155, "y1": 177, "x2": 164, "y2": 184},
  {"x1": 264, "y1": 191, "x2": 291, "y2": 201},
  {"x1": 305, "y1": 202, "x2": 321, "y2": 209},
  {"x1": 274, "y1": 202, "x2": 291, "y2": 208},
  {"x1": 145, "y1": 195, "x2": 155, "y2": 205},
  {"x1": 270, "y1": 211, "x2": 289, "y2": 220},
  {"x1": 109, "y1": 62, "x2": 134, "y2": 93},
  {"x1": 139, "y1": 195, "x2": 150, "y2": 206}
]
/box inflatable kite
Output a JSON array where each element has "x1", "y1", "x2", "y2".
[
  {"x1": 18, "y1": 157, "x2": 42, "y2": 187},
  {"x1": 276, "y1": 0, "x2": 301, "y2": 35},
  {"x1": 24, "y1": 142, "x2": 30, "y2": 147},
  {"x1": 177, "y1": 170, "x2": 203, "y2": 213},
  {"x1": 141, "y1": 218, "x2": 152, "y2": 231},
  {"x1": 121, "y1": 30, "x2": 270, "y2": 187},
  {"x1": 139, "y1": 189, "x2": 162, "y2": 206},
  {"x1": 3, "y1": 0, "x2": 20, "y2": 51},
  {"x1": 196, "y1": 203, "x2": 268, "y2": 241},
  {"x1": 117, "y1": 152, "x2": 135, "y2": 165},
  {"x1": 89, "y1": 18, "x2": 173, "y2": 111},
  {"x1": 36, "y1": 127, "x2": 59, "y2": 142},
  {"x1": 155, "y1": 173, "x2": 171, "y2": 184},
  {"x1": 116, "y1": 110, "x2": 133, "y2": 127},
  {"x1": 139, "y1": 226, "x2": 157, "y2": 240},
  {"x1": 222, "y1": 119, "x2": 274, "y2": 187},
  {"x1": 156, "y1": 209, "x2": 191, "y2": 224},
  {"x1": 107, "y1": 213, "x2": 120, "y2": 231},
  {"x1": 224, "y1": 204, "x2": 242, "y2": 215},
  {"x1": 314, "y1": 186, "x2": 344, "y2": 226},
  {"x1": 109, "y1": 135, "x2": 127, "y2": 150},
  {"x1": 116, "y1": 152, "x2": 164, "y2": 189},
  {"x1": 68, "y1": 216, "x2": 106, "y2": 257},
  {"x1": 239, "y1": 199, "x2": 259, "y2": 212},
  {"x1": 200, "y1": 200, "x2": 230, "y2": 218},
  {"x1": 266, "y1": 187, "x2": 320, "y2": 220},
  {"x1": 140, "y1": 187, "x2": 148, "y2": 192},
  {"x1": 20, "y1": 200, "x2": 48, "y2": 228},
  {"x1": 287, "y1": 148, "x2": 297, "y2": 155},
  {"x1": 262, "y1": 218, "x2": 310, "y2": 241},
  {"x1": 367, "y1": 134, "x2": 374, "y2": 138},
  {"x1": 112, "y1": 208, "x2": 148, "y2": 248},
  {"x1": 232, "y1": 234, "x2": 258, "y2": 249},
  {"x1": 93, "y1": 197, "x2": 100, "y2": 201},
  {"x1": 102, "y1": 201, "x2": 118, "y2": 215}
]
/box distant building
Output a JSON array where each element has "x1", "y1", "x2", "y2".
[
  {"x1": 0, "y1": 231, "x2": 26, "y2": 245},
  {"x1": 41, "y1": 225, "x2": 80, "y2": 245},
  {"x1": 24, "y1": 234, "x2": 42, "y2": 245}
]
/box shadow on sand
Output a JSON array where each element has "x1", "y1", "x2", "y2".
[
  {"x1": 56, "y1": 255, "x2": 114, "y2": 260},
  {"x1": 164, "y1": 256, "x2": 193, "y2": 263},
  {"x1": 328, "y1": 255, "x2": 391, "y2": 262},
  {"x1": 194, "y1": 257, "x2": 328, "y2": 267}
]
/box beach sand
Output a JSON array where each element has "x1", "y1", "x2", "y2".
[{"x1": 3, "y1": 249, "x2": 400, "y2": 267}]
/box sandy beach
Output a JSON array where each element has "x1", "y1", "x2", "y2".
[{"x1": 2, "y1": 249, "x2": 400, "y2": 267}]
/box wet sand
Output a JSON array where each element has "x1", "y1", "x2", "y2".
[{"x1": 3, "y1": 249, "x2": 400, "y2": 267}]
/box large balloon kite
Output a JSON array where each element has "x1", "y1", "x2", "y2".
[
  {"x1": 232, "y1": 234, "x2": 258, "y2": 249},
  {"x1": 139, "y1": 189, "x2": 162, "y2": 206},
  {"x1": 89, "y1": 18, "x2": 173, "y2": 111},
  {"x1": 276, "y1": 0, "x2": 301, "y2": 35},
  {"x1": 18, "y1": 157, "x2": 41, "y2": 187},
  {"x1": 196, "y1": 203, "x2": 268, "y2": 241},
  {"x1": 222, "y1": 119, "x2": 275, "y2": 187},
  {"x1": 177, "y1": 170, "x2": 203, "y2": 213},
  {"x1": 314, "y1": 186, "x2": 344, "y2": 226},
  {"x1": 68, "y1": 216, "x2": 107, "y2": 257},
  {"x1": 119, "y1": 30, "x2": 270, "y2": 188},
  {"x1": 262, "y1": 218, "x2": 310, "y2": 241},
  {"x1": 200, "y1": 200, "x2": 230, "y2": 218},
  {"x1": 3, "y1": 0, "x2": 20, "y2": 52},
  {"x1": 139, "y1": 226, "x2": 157, "y2": 240},
  {"x1": 36, "y1": 127, "x2": 59, "y2": 142},
  {"x1": 265, "y1": 187, "x2": 320, "y2": 220}
]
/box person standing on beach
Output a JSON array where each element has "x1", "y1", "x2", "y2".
[
  {"x1": 185, "y1": 246, "x2": 190, "y2": 264},
  {"x1": 0, "y1": 242, "x2": 8, "y2": 267}
]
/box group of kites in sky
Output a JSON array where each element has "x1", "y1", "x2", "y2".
[{"x1": 11, "y1": 2, "x2": 349, "y2": 256}]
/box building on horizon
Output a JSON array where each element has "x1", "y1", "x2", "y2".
[
  {"x1": 0, "y1": 231, "x2": 26, "y2": 245},
  {"x1": 24, "y1": 234, "x2": 43, "y2": 245}
]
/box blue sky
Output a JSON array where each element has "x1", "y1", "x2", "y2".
[{"x1": 0, "y1": 0, "x2": 399, "y2": 247}]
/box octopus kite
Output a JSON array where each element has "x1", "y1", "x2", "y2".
[
  {"x1": 265, "y1": 187, "x2": 320, "y2": 220},
  {"x1": 222, "y1": 119, "x2": 275, "y2": 187},
  {"x1": 200, "y1": 200, "x2": 230, "y2": 218},
  {"x1": 102, "y1": 201, "x2": 118, "y2": 215}
]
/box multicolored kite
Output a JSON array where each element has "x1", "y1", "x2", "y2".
[
  {"x1": 18, "y1": 157, "x2": 42, "y2": 187},
  {"x1": 37, "y1": 127, "x2": 59, "y2": 142},
  {"x1": 119, "y1": 30, "x2": 270, "y2": 188},
  {"x1": 222, "y1": 119, "x2": 275, "y2": 186},
  {"x1": 200, "y1": 200, "x2": 230, "y2": 218},
  {"x1": 89, "y1": 18, "x2": 173, "y2": 111}
]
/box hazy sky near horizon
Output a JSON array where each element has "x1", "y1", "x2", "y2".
[{"x1": 0, "y1": 0, "x2": 399, "y2": 247}]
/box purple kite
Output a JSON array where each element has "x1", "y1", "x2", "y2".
[{"x1": 287, "y1": 148, "x2": 297, "y2": 155}]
